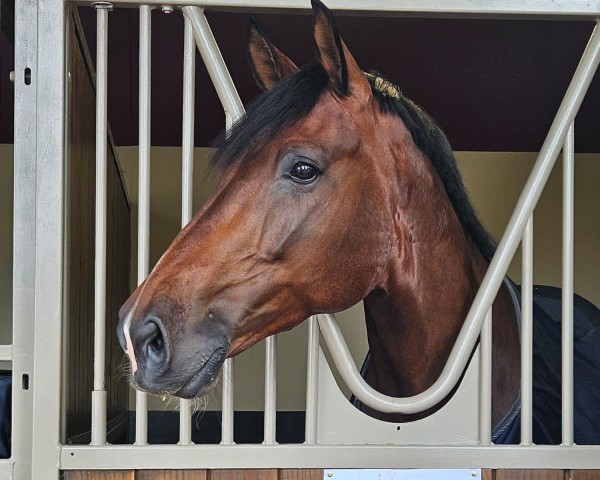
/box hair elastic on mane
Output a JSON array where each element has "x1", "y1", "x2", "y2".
[{"x1": 211, "y1": 65, "x2": 497, "y2": 260}]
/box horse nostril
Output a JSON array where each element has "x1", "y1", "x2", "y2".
[
  {"x1": 137, "y1": 318, "x2": 169, "y2": 365},
  {"x1": 148, "y1": 327, "x2": 164, "y2": 355}
]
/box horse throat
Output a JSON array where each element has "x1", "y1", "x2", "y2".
[{"x1": 360, "y1": 177, "x2": 520, "y2": 424}]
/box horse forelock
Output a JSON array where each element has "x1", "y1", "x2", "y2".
[{"x1": 210, "y1": 63, "x2": 330, "y2": 175}]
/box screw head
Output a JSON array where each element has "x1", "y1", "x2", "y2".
[
  {"x1": 91, "y1": 1, "x2": 114, "y2": 11},
  {"x1": 162, "y1": 5, "x2": 174, "y2": 13}
]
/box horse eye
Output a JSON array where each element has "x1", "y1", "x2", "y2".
[{"x1": 290, "y1": 162, "x2": 318, "y2": 183}]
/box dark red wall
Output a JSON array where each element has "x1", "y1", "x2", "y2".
[{"x1": 2, "y1": 8, "x2": 599, "y2": 152}]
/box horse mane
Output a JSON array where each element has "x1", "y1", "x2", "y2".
[
  {"x1": 364, "y1": 72, "x2": 497, "y2": 261},
  {"x1": 211, "y1": 65, "x2": 497, "y2": 261}
]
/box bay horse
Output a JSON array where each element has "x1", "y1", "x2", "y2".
[{"x1": 117, "y1": 0, "x2": 527, "y2": 441}]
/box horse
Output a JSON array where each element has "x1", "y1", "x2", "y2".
[{"x1": 117, "y1": 0, "x2": 600, "y2": 444}]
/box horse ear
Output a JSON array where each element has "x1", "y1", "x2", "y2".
[
  {"x1": 311, "y1": 0, "x2": 370, "y2": 100},
  {"x1": 247, "y1": 16, "x2": 299, "y2": 91}
]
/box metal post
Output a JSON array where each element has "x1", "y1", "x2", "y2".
[
  {"x1": 91, "y1": 3, "x2": 110, "y2": 446},
  {"x1": 31, "y1": 0, "x2": 66, "y2": 476},
  {"x1": 521, "y1": 216, "x2": 534, "y2": 446},
  {"x1": 178, "y1": 15, "x2": 196, "y2": 446},
  {"x1": 219, "y1": 111, "x2": 237, "y2": 445},
  {"x1": 562, "y1": 122, "x2": 575, "y2": 446},
  {"x1": 135, "y1": 4, "x2": 152, "y2": 446},
  {"x1": 178, "y1": 8, "x2": 246, "y2": 446},
  {"x1": 264, "y1": 336, "x2": 277, "y2": 444},
  {"x1": 305, "y1": 316, "x2": 319, "y2": 443},
  {"x1": 479, "y1": 308, "x2": 492, "y2": 445},
  {"x1": 13, "y1": 0, "x2": 39, "y2": 476}
]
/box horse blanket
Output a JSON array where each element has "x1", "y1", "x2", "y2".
[{"x1": 355, "y1": 279, "x2": 600, "y2": 445}]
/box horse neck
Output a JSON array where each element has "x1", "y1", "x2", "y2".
[{"x1": 362, "y1": 147, "x2": 519, "y2": 423}]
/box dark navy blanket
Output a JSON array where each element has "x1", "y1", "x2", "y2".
[
  {"x1": 355, "y1": 280, "x2": 600, "y2": 445},
  {"x1": 494, "y1": 281, "x2": 600, "y2": 444}
]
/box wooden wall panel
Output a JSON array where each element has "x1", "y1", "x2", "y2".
[
  {"x1": 62, "y1": 470, "x2": 600, "y2": 480},
  {"x1": 65, "y1": 472, "x2": 134, "y2": 480},
  {"x1": 568, "y1": 472, "x2": 600, "y2": 480},
  {"x1": 209, "y1": 470, "x2": 278, "y2": 480},
  {"x1": 279, "y1": 470, "x2": 323, "y2": 480},
  {"x1": 495, "y1": 470, "x2": 565, "y2": 480},
  {"x1": 65, "y1": 7, "x2": 130, "y2": 442},
  {"x1": 138, "y1": 471, "x2": 208, "y2": 480}
]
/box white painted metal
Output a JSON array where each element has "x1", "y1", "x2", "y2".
[
  {"x1": 520, "y1": 216, "x2": 534, "y2": 446},
  {"x1": 16, "y1": 0, "x2": 600, "y2": 474},
  {"x1": 479, "y1": 309, "x2": 492, "y2": 445},
  {"x1": 60, "y1": 444, "x2": 600, "y2": 470},
  {"x1": 562, "y1": 122, "x2": 575, "y2": 446},
  {"x1": 221, "y1": 357, "x2": 235, "y2": 445},
  {"x1": 94, "y1": 0, "x2": 600, "y2": 18},
  {"x1": 264, "y1": 335, "x2": 277, "y2": 444},
  {"x1": 181, "y1": 16, "x2": 196, "y2": 228},
  {"x1": 305, "y1": 316, "x2": 319, "y2": 444},
  {"x1": 13, "y1": 0, "x2": 38, "y2": 476},
  {"x1": 31, "y1": 0, "x2": 66, "y2": 477},
  {"x1": 179, "y1": 15, "x2": 196, "y2": 446},
  {"x1": 0, "y1": 460, "x2": 13, "y2": 479},
  {"x1": 183, "y1": 6, "x2": 244, "y2": 120},
  {"x1": 0, "y1": 346, "x2": 12, "y2": 362},
  {"x1": 135, "y1": 4, "x2": 152, "y2": 447},
  {"x1": 220, "y1": 113, "x2": 237, "y2": 445},
  {"x1": 316, "y1": 348, "x2": 480, "y2": 446},
  {"x1": 91, "y1": 4, "x2": 109, "y2": 446},
  {"x1": 324, "y1": 469, "x2": 482, "y2": 480}
]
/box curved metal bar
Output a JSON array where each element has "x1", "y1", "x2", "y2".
[
  {"x1": 319, "y1": 20, "x2": 600, "y2": 414},
  {"x1": 182, "y1": 6, "x2": 244, "y2": 121}
]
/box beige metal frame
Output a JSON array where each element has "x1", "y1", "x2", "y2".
[{"x1": 10, "y1": 1, "x2": 600, "y2": 479}]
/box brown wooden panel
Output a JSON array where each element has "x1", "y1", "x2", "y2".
[
  {"x1": 568, "y1": 471, "x2": 600, "y2": 480},
  {"x1": 138, "y1": 471, "x2": 208, "y2": 480},
  {"x1": 209, "y1": 470, "x2": 278, "y2": 480},
  {"x1": 496, "y1": 470, "x2": 565, "y2": 480},
  {"x1": 482, "y1": 470, "x2": 494, "y2": 480},
  {"x1": 279, "y1": 470, "x2": 323, "y2": 480},
  {"x1": 65, "y1": 471, "x2": 135, "y2": 480}
]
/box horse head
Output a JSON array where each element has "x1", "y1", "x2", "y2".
[{"x1": 116, "y1": 0, "x2": 411, "y2": 398}]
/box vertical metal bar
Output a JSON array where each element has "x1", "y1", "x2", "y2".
[
  {"x1": 181, "y1": 17, "x2": 196, "y2": 228},
  {"x1": 183, "y1": 4, "x2": 245, "y2": 447},
  {"x1": 31, "y1": 0, "x2": 65, "y2": 476},
  {"x1": 13, "y1": 0, "x2": 38, "y2": 475},
  {"x1": 305, "y1": 315, "x2": 319, "y2": 444},
  {"x1": 521, "y1": 216, "x2": 534, "y2": 446},
  {"x1": 264, "y1": 335, "x2": 277, "y2": 444},
  {"x1": 91, "y1": 4, "x2": 110, "y2": 446},
  {"x1": 479, "y1": 308, "x2": 492, "y2": 445},
  {"x1": 221, "y1": 359, "x2": 235, "y2": 445},
  {"x1": 562, "y1": 122, "x2": 575, "y2": 446},
  {"x1": 136, "y1": 4, "x2": 152, "y2": 446},
  {"x1": 220, "y1": 111, "x2": 236, "y2": 446},
  {"x1": 178, "y1": 16, "x2": 196, "y2": 446}
]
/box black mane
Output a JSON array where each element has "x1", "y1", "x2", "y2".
[{"x1": 211, "y1": 65, "x2": 496, "y2": 260}]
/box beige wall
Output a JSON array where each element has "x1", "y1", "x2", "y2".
[
  {"x1": 1, "y1": 146, "x2": 598, "y2": 409},
  {"x1": 116, "y1": 146, "x2": 600, "y2": 411}
]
